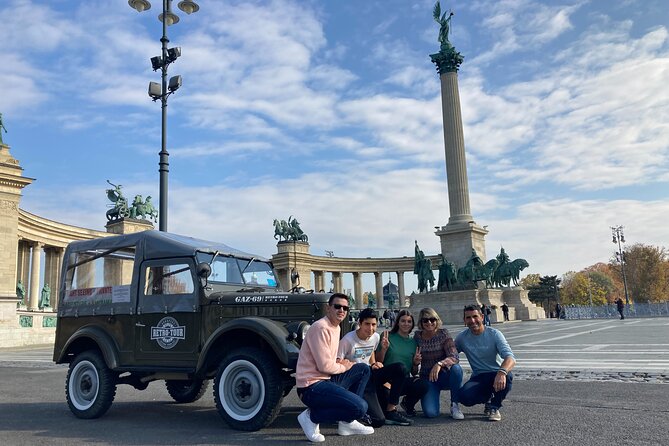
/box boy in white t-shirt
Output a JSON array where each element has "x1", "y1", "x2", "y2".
[{"x1": 338, "y1": 308, "x2": 412, "y2": 427}]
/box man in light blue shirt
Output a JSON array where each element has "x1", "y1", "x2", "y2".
[{"x1": 455, "y1": 304, "x2": 516, "y2": 421}]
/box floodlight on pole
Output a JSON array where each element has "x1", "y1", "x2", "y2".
[{"x1": 128, "y1": 0, "x2": 199, "y2": 232}]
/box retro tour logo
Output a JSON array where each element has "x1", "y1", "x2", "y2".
[{"x1": 151, "y1": 317, "x2": 186, "y2": 349}]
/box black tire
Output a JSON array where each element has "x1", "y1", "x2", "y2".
[
  {"x1": 165, "y1": 379, "x2": 209, "y2": 403},
  {"x1": 213, "y1": 348, "x2": 283, "y2": 431},
  {"x1": 65, "y1": 351, "x2": 117, "y2": 419}
]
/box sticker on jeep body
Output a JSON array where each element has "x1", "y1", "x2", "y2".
[
  {"x1": 234, "y1": 295, "x2": 289, "y2": 303},
  {"x1": 151, "y1": 317, "x2": 186, "y2": 349}
]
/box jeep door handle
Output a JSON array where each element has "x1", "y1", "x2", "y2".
[{"x1": 135, "y1": 323, "x2": 146, "y2": 327}]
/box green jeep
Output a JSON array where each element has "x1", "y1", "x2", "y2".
[{"x1": 53, "y1": 230, "x2": 343, "y2": 431}]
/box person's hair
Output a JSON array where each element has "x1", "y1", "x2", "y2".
[
  {"x1": 417, "y1": 307, "x2": 442, "y2": 330},
  {"x1": 329, "y1": 293, "x2": 349, "y2": 305},
  {"x1": 358, "y1": 308, "x2": 377, "y2": 323},
  {"x1": 390, "y1": 309, "x2": 415, "y2": 334},
  {"x1": 463, "y1": 304, "x2": 483, "y2": 317}
]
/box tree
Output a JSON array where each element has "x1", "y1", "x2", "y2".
[
  {"x1": 528, "y1": 275, "x2": 560, "y2": 314},
  {"x1": 560, "y1": 271, "x2": 608, "y2": 306},
  {"x1": 610, "y1": 243, "x2": 668, "y2": 303},
  {"x1": 520, "y1": 273, "x2": 541, "y2": 289}
]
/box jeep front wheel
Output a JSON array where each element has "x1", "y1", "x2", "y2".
[
  {"x1": 66, "y1": 351, "x2": 117, "y2": 419},
  {"x1": 214, "y1": 348, "x2": 283, "y2": 431},
  {"x1": 166, "y1": 379, "x2": 209, "y2": 403}
]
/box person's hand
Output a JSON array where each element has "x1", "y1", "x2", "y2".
[
  {"x1": 493, "y1": 372, "x2": 507, "y2": 392},
  {"x1": 413, "y1": 347, "x2": 422, "y2": 365},
  {"x1": 337, "y1": 358, "x2": 354, "y2": 369},
  {"x1": 381, "y1": 330, "x2": 390, "y2": 350},
  {"x1": 371, "y1": 361, "x2": 384, "y2": 370},
  {"x1": 429, "y1": 363, "x2": 441, "y2": 382}
]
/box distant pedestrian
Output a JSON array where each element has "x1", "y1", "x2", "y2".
[
  {"x1": 555, "y1": 303, "x2": 562, "y2": 319},
  {"x1": 616, "y1": 298, "x2": 625, "y2": 320},
  {"x1": 501, "y1": 304, "x2": 509, "y2": 322},
  {"x1": 481, "y1": 304, "x2": 491, "y2": 326}
]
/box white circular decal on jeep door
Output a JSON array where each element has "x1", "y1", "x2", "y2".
[{"x1": 150, "y1": 317, "x2": 186, "y2": 349}]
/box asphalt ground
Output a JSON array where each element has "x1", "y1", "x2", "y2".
[{"x1": 1, "y1": 318, "x2": 667, "y2": 445}]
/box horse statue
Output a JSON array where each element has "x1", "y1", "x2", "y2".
[
  {"x1": 273, "y1": 217, "x2": 309, "y2": 242},
  {"x1": 437, "y1": 254, "x2": 457, "y2": 292},
  {"x1": 105, "y1": 180, "x2": 129, "y2": 221},
  {"x1": 129, "y1": 195, "x2": 158, "y2": 222},
  {"x1": 457, "y1": 249, "x2": 486, "y2": 286},
  {"x1": 288, "y1": 216, "x2": 308, "y2": 242},
  {"x1": 479, "y1": 258, "x2": 500, "y2": 288},
  {"x1": 509, "y1": 259, "x2": 529, "y2": 286},
  {"x1": 491, "y1": 247, "x2": 529, "y2": 288}
]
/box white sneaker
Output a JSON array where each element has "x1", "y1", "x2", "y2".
[
  {"x1": 338, "y1": 420, "x2": 374, "y2": 436},
  {"x1": 298, "y1": 409, "x2": 325, "y2": 443},
  {"x1": 451, "y1": 403, "x2": 465, "y2": 420}
]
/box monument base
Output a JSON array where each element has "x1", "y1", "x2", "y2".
[
  {"x1": 409, "y1": 287, "x2": 544, "y2": 325},
  {"x1": 435, "y1": 222, "x2": 488, "y2": 268}
]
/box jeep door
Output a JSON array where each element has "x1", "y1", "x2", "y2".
[{"x1": 134, "y1": 258, "x2": 200, "y2": 366}]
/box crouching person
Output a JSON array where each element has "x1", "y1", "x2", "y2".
[
  {"x1": 456, "y1": 304, "x2": 516, "y2": 421},
  {"x1": 338, "y1": 308, "x2": 413, "y2": 427},
  {"x1": 296, "y1": 293, "x2": 374, "y2": 442}
]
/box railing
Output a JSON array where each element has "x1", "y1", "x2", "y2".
[{"x1": 563, "y1": 302, "x2": 669, "y2": 319}]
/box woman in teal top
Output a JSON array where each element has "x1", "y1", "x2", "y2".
[{"x1": 376, "y1": 310, "x2": 429, "y2": 416}]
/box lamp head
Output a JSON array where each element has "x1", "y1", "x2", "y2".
[
  {"x1": 168, "y1": 75, "x2": 182, "y2": 92},
  {"x1": 159, "y1": 10, "x2": 180, "y2": 26},
  {"x1": 148, "y1": 82, "x2": 162, "y2": 99},
  {"x1": 128, "y1": 0, "x2": 151, "y2": 12},
  {"x1": 150, "y1": 56, "x2": 163, "y2": 71},
  {"x1": 166, "y1": 47, "x2": 181, "y2": 63},
  {"x1": 178, "y1": 0, "x2": 200, "y2": 14}
]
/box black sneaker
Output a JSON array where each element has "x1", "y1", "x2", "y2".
[
  {"x1": 358, "y1": 414, "x2": 373, "y2": 426},
  {"x1": 400, "y1": 399, "x2": 417, "y2": 417},
  {"x1": 384, "y1": 410, "x2": 412, "y2": 426}
]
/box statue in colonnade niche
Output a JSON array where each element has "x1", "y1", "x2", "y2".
[
  {"x1": 16, "y1": 280, "x2": 25, "y2": 307},
  {"x1": 39, "y1": 283, "x2": 51, "y2": 309}
]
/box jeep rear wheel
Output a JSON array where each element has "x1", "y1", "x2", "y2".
[
  {"x1": 214, "y1": 348, "x2": 283, "y2": 431},
  {"x1": 166, "y1": 379, "x2": 209, "y2": 403},
  {"x1": 66, "y1": 351, "x2": 117, "y2": 419}
]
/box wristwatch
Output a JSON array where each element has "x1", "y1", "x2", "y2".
[{"x1": 437, "y1": 361, "x2": 445, "y2": 367}]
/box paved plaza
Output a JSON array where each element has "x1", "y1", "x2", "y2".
[{"x1": 0, "y1": 318, "x2": 667, "y2": 445}]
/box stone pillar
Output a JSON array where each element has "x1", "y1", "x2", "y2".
[
  {"x1": 353, "y1": 272, "x2": 363, "y2": 310},
  {"x1": 374, "y1": 272, "x2": 384, "y2": 309},
  {"x1": 313, "y1": 271, "x2": 325, "y2": 292},
  {"x1": 0, "y1": 143, "x2": 33, "y2": 302},
  {"x1": 440, "y1": 71, "x2": 473, "y2": 225},
  {"x1": 431, "y1": 50, "x2": 488, "y2": 268},
  {"x1": 44, "y1": 247, "x2": 62, "y2": 310},
  {"x1": 332, "y1": 272, "x2": 343, "y2": 293},
  {"x1": 396, "y1": 271, "x2": 406, "y2": 306},
  {"x1": 17, "y1": 240, "x2": 31, "y2": 285},
  {"x1": 28, "y1": 242, "x2": 42, "y2": 311}
]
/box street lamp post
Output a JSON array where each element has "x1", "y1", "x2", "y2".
[
  {"x1": 611, "y1": 225, "x2": 630, "y2": 306},
  {"x1": 128, "y1": 0, "x2": 200, "y2": 232}
]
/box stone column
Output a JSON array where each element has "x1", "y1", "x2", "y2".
[
  {"x1": 440, "y1": 71, "x2": 473, "y2": 225},
  {"x1": 431, "y1": 46, "x2": 488, "y2": 268},
  {"x1": 374, "y1": 272, "x2": 384, "y2": 309},
  {"x1": 396, "y1": 271, "x2": 406, "y2": 306},
  {"x1": 332, "y1": 272, "x2": 343, "y2": 293},
  {"x1": 44, "y1": 247, "x2": 62, "y2": 310},
  {"x1": 353, "y1": 272, "x2": 363, "y2": 310},
  {"x1": 28, "y1": 242, "x2": 43, "y2": 311},
  {"x1": 312, "y1": 271, "x2": 325, "y2": 292}
]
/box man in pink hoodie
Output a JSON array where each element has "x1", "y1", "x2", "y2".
[{"x1": 296, "y1": 293, "x2": 374, "y2": 442}]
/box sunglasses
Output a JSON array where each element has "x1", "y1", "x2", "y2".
[
  {"x1": 421, "y1": 317, "x2": 438, "y2": 324},
  {"x1": 332, "y1": 303, "x2": 350, "y2": 312}
]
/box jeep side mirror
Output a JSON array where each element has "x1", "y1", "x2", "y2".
[
  {"x1": 196, "y1": 262, "x2": 212, "y2": 278},
  {"x1": 196, "y1": 262, "x2": 211, "y2": 288}
]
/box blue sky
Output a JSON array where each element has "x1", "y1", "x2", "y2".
[{"x1": 2, "y1": 0, "x2": 669, "y2": 294}]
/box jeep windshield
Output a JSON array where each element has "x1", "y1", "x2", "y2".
[{"x1": 197, "y1": 252, "x2": 277, "y2": 289}]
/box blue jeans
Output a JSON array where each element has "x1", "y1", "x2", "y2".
[
  {"x1": 459, "y1": 371, "x2": 513, "y2": 410},
  {"x1": 300, "y1": 363, "x2": 370, "y2": 424},
  {"x1": 420, "y1": 363, "x2": 463, "y2": 418}
]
